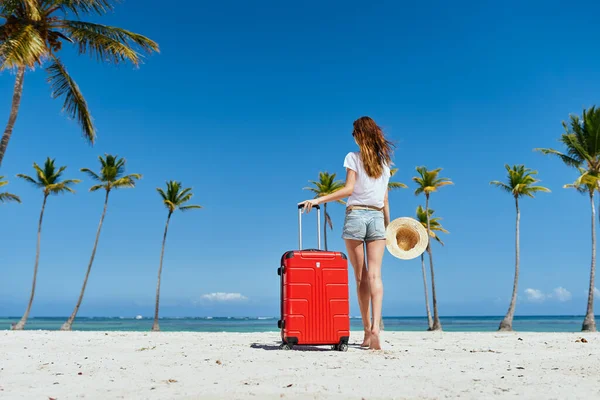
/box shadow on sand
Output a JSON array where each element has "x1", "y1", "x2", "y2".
[{"x1": 250, "y1": 342, "x2": 367, "y2": 352}]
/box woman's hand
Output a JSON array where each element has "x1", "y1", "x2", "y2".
[{"x1": 298, "y1": 199, "x2": 320, "y2": 213}]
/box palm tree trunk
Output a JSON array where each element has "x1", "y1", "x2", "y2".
[
  {"x1": 0, "y1": 66, "x2": 26, "y2": 167},
  {"x1": 323, "y1": 203, "x2": 328, "y2": 251},
  {"x1": 425, "y1": 194, "x2": 442, "y2": 331},
  {"x1": 499, "y1": 197, "x2": 520, "y2": 331},
  {"x1": 12, "y1": 194, "x2": 48, "y2": 330},
  {"x1": 421, "y1": 253, "x2": 433, "y2": 330},
  {"x1": 61, "y1": 190, "x2": 110, "y2": 331},
  {"x1": 152, "y1": 211, "x2": 172, "y2": 332},
  {"x1": 582, "y1": 191, "x2": 597, "y2": 332}
]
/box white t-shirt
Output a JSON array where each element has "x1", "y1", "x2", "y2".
[{"x1": 343, "y1": 152, "x2": 390, "y2": 208}]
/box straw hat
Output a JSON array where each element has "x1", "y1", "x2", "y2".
[{"x1": 385, "y1": 217, "x2": 429, "y2": 260}]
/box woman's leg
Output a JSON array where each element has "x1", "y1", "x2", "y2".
[
  {"x1": 344, "y1": 239, "x2": 371, "y2": 346},
  {"x1": 365, "y1": 239, "x2": 386, "y2": 350}
]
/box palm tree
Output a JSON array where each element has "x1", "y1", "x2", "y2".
[
  {"x1": 490, "y1": 164, "x2": 550, "y2": 332},
  {"x1": 0, "y1": 175, "x2": 21, "y2": 203},
  {"x1": 535, "y1": 106, "x2": 600, "y2": 332},
  {"x1": 0, "y1": 1, "x2": 159, "y2": 167},
  {"x1": 388, "y1": 168, "x2": 408, "y2": 191},
  {"x1": 564, "y1": 169, "x2": 599, "y2": 333},
  {"x1": 152, "y1": 181, "x2": 202, "y2": 332},
  {"x1": 60, "y1": 154, "x2": 140, "y2": 331},
  {"x1": 415, "y1": 205, "x2": 448, "y2": 330},
  {"x1": 12, "y1": 158, "x2": 79, "y2": 330},
  {"x1": 413, "y1": 166, "x2": 452, "y2": 331},
  {"x1": 303, "y1": 172, "x2": 344, "y2": 250}
]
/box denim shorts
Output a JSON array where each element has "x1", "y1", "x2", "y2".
[{"x1": 342, "y1": 209, "x2": 386, "y2": 241}]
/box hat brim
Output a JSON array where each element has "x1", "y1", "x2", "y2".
[{"x1": 385, "y1": 217, "x2": 429, "y2": 260}]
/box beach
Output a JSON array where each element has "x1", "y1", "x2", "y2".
[{"x1": 1, "y1": 331, "x2": 598, "y2": 399}]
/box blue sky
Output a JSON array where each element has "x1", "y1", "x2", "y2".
[{"x1": 1, "y1": 0, "x2": 600, "y2": 318}]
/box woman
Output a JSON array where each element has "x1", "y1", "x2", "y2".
[{"x1": 299, "y1": 116, "x2": 393, "y2": 350}]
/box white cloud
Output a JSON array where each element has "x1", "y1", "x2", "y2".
[
  {"x1": 595, "y1": 287, "x2": 600, "y2": 298},
  {"x1": 200, "y1": 292, "x2": 248, "y2": 302},
  {"x1": 551, "y1": 287, "x2": 572, "y2": 302},
  {"x1": 524, "y1": 287, "x2": 573, "y2": 303},
  {"x1": 524, "y1": 288, "x2": 545, "y2": 303}
]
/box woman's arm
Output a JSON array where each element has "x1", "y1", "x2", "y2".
[
  {"x1": 298, "y1": 168, "x2": 356, "y2": 212},
  {"x1": 383, "y1": 189, "x2": 390, "y2": 228}
]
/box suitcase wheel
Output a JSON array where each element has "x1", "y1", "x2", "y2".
[
  {"x1": 279, "y1": 343, "x2": 292, "y2": 350},
  {"x1": 332, "y1": 343, "x2": 348, "y2": 352}
]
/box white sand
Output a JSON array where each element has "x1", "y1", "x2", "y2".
[{"x1": 1, "y1": 331, "x2": 599, "y2": 399}]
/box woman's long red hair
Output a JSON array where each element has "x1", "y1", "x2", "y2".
[{"x1": 352, "y1": 116, "x2": 394, "y2": 179}]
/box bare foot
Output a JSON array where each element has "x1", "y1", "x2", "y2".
[
  {"x1": 369, "y1": 330, "x2": 381, "y2": 350},
  {"x1": 360, "y1": 331, "x2": 371, "y2": 347}
]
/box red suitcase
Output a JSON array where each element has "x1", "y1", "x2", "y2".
[{"x1": 277, "y1": 204, "x2": 350, "y2": 351}]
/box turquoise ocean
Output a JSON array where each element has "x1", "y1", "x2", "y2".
[{"x1": 0, "y1": 316, "x2": 595, "y2": 332}]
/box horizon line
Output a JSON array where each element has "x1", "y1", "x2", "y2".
[{"x1": 1, "y1": 314, "x2": 595, "y2": 319}]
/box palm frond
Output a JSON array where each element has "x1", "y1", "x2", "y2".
[
  {"x1": 415, "y1": 205, "x2": 449, "y2": 245},
  {"x1": 302, "y1": 187, "x2": 321, "y2": 194},
  {"x1": 80, "y1": 167, "x2": 101, "y2": 181},
  {"x1": 564, "y1": 168, "x2": 600, "y2": 195},
  {"x1": 0, "y1": 192, "x2": 21, "y2": 203},
  {"x1": 564, "y1": 183, "x2": 588, "y2": 194},
  {"x1": 18, "y1": 158, "x2": 79, "y2": 195},
  {"x1": 388, "y1": 168, "x2": 407, "y2": 189},
  {"x1": 527, "y1": 185, "x2": 551, "y2": 193},
  {"x1": 46, "y1": 56, "x2": 95, "y2": 143},
  {"x1": 388, "y1": 181, "x2": 407, "y2": 189},
  {"x1": 49, "y1": 0, "x2": 115, "y2": 16},
  {"x1": 490, "y1": 180, "x2": 512, "y2": 193},
  {"x1": 0, "y1": 0, "x2": 22, "y2": 15},
  {"x1": 157, "y1": 180, "x2": 201, "y2": 212},
  {"x1": 413, "y1": 166, "x2": 453, "y2": 196},
  {"x1": 163, "y1": 199, "x2": 175, "y2": 211},
  {"x1": 16, "y1": 173, "x2": 41, "y2": 187},
  {"x1": 61, "y1": 21, "x2": 159, "y2": 66},
  {"x1": 492, "y1": 164, "x2": 550, "y2": 199},
  {"x1": 534, "y1": 147, "x2": 581, "y2": 168},
  {"x1": 0, "y1": 24, "x2": 46, "y2": 70},
  {"x1": 23, "y1": 0, "x2": 42, "y2": 21},
  {"x1": 48, "y1": 178, "x2": 81, "y2": 194},
  {"x1": 325, "y1": 211, "x2": 333, "y2": 230},
  {"x1": 175, "y1": 187, "x2": 193, "y2": 202},
  {"x1": 111, "y1": 175, "x2": 139, "y2": 189},
  {"x1": 177, "y1": 193, "x2": 193, "y2": 204},
  {"x1": 304, "y1": 171, "x2": 345, "y2": 198},
  {"x1": 561, "y1": 134, "x2": 591, "y2": 164},
  {"x1": 156, "y1": 187, "x2": 167, "y2": 201},
  {"x1": 89, "y1": 183, "x2": 105, "y2": 192},
  {"x1": 33, "y1": 161, "x2": 48, "y2": 184},
  {"x1": 179, "y1": 204, "x2": 202, "y2": 212}
]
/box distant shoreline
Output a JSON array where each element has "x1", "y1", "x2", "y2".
[
  {"x1": 2, "y1": 315, "x2": 597, "y2": 333},
  {"x1": 0, "y1": 314, "x2": 593, "y2": 319}
]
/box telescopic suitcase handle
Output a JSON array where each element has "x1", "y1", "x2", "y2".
[{"x1": 297, "y1": 204, "x2": 321, "y2": 250}]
